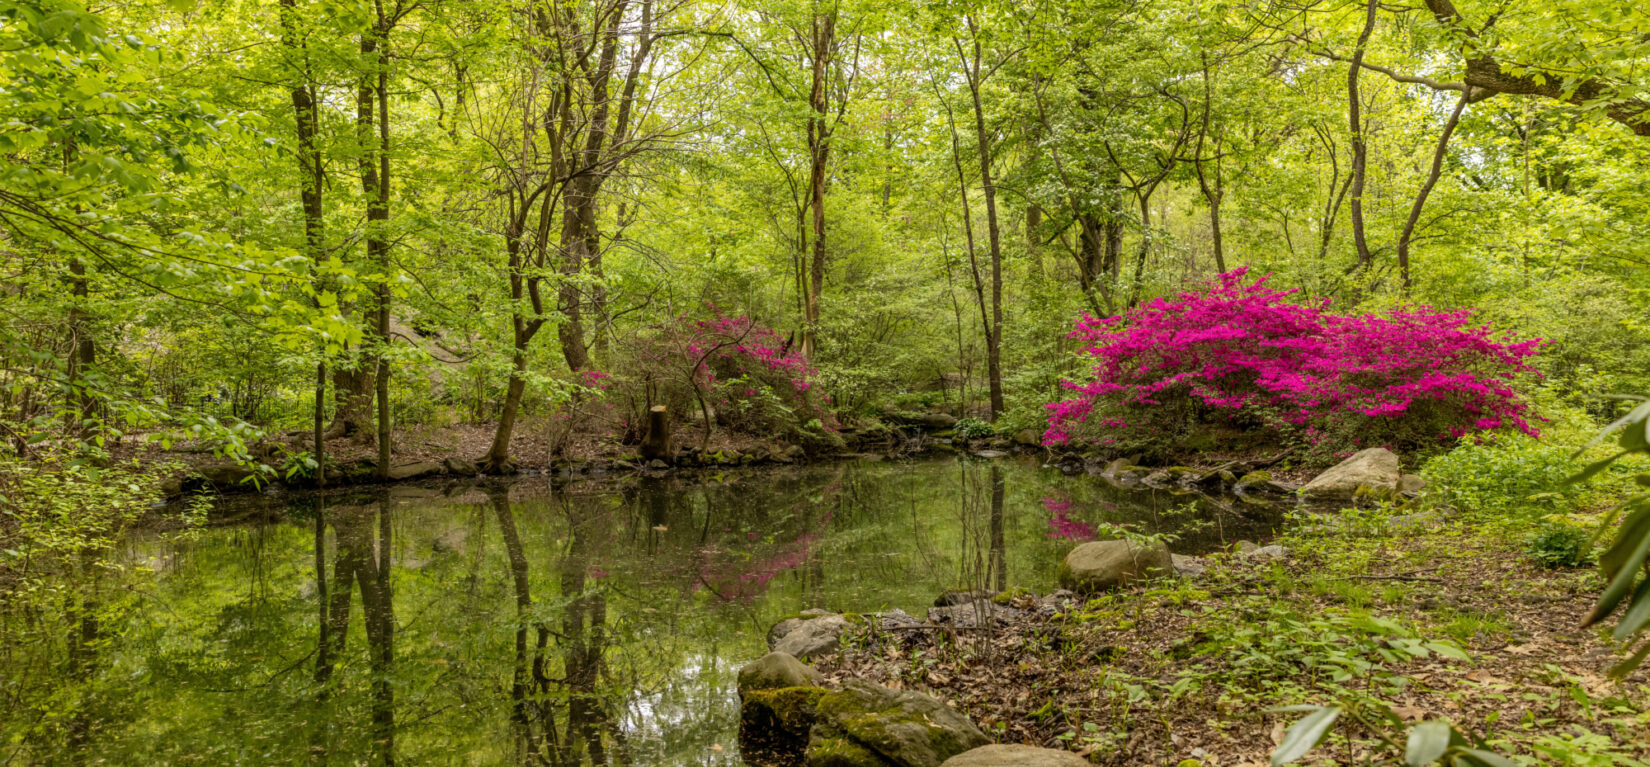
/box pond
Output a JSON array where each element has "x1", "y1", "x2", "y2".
[{"x1": 7, "y1": 456, "x2": 1282, "y2": 765}]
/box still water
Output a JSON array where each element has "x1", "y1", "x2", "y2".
[{"x1": 18, "y1": 456, "x2": 1279, "y2": 765}]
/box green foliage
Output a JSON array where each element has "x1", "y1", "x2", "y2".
[
  {"x1": 1271, "y1": 702, "x2": 1515, "y2": 767},
  {"x1": 1419, "y1": 436, "x2": 1579, "y2": 518},
  {"x1": 1525, "y1": 523, "x2": 1597, "y2": 568},
  {"x1": 1572, "y1": 396, "x2": 1650, "y2": 677},
  {"x1": 952, "y1": 417, "x2": 994, "y2": 441}
]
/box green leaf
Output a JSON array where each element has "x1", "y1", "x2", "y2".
[
  {"x1": 1271, "y1": 706, "x2": 1339, "y2": 766},
  {"x1": 1425, "y1": 642, "x2": 1471, "y2": 661},
  {"x1": 1405, "y1": 720, "x2": 1452, "y2": 766}
]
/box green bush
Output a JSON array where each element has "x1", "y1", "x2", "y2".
[
  {"x1": 1524, "y1": 524, "x2": 1596, "y2": 568},
  {"x1": 953, "y1": 417, "x2": 995, "y2": 441},
  {"x1": 1419, "y1": 435, "x2": 1577, "y2": 517}
]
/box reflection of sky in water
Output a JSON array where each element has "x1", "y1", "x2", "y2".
[
  {"x1": 623, "y1": 653, "x2": 745, "y2": 766},
  {"x1": 62, "y1": 457, "x2": 1279, "y2": 766}
]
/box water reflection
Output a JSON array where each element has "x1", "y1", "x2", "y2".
[{"x1": 4, "y1": 457, "x2": 1279, "y2": 765}]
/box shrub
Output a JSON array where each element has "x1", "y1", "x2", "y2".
[
  {"x1": 1045, "y1": 269, "x2": 1541, "y2": 457},
  {"x1": 953, "y1": 417, "x2": 994, "y2": 441},
  {"x1": 1418, "y1": 436, "x2": 1577, "y2": 517},
  {"x1": 608, "y1": 307, "x2": 836, "y2": 443},
  {"x1": 1525, "y1": 524, "x2": 1596, "y2": 568}
]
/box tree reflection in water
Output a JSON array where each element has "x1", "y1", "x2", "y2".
[{"x1": 2, "y1": 458, "x2": 1275, "y2": 765}]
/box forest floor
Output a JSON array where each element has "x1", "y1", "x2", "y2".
[{"x1": 816, "y1": 508, "x2": 1650, "y2": 767}]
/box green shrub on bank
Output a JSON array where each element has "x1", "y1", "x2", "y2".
[{"x1": 1419, "y1": 436, "x2": 1578, "y2": 518}]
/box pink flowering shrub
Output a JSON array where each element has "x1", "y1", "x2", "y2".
[
  {"x1": 610, "y1": 306, "x2": 837, "y2": 443},
  {"x1": 685, "y1": 309, "x2": 836, "y2": 435},
  {"x1": 1046, "y1": 269, "x2": 1542, "y2": 457}
]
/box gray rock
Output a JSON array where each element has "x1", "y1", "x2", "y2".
[
  {"x1": 775, "y1": 614, "x2": 851, "y2": 659},
  {"x1": 926, "y1": 602, "x2": 1020, "y2": 629},
  {"x1": 971, "y1": 449, "x2": 1007, "y2": 459},
  {"x1": 1235, "y1": 540, "x2": 1259, "y2": 554},
  {"x1": 738, "y1": 652, "x2": 823, "y2": 694},
  {"x1": 1171, "y1": 553, "x2": 1207, "y2": 577},
  {"x1": 1013, "y1": 429, "x2": 1041, "y2": 447},
  {"x1": 1249, "y1": 544, "x2": 1288, "y2": 559},
  {"x1": 1056, "y1": 540, "x2": 1173, "y2": 593},
  {"x1": 807, "y1": 680, "x2": 988, "y2": 767},
  {"x1": 941, "y1": 745, "x2": 1091, "y2": 767},
  {"x1": 1099, "y1": 457, "x2": 1137, "y2": 479},
  {"x1": 1233, "y1": 470, "x2": 1291, "y2": 497},
  {"x1": 920, "y1": 412, "x2": 958, "y2": 430},
  {"x1": 1398, "y1": 473, "x2": 1427, "y2": 494},
  {"x1": 1300, "y1": 447, "x2": 1401, "y2": 499},
  {"x1": 442, "y1": 457, "x2": 478, "y2": 475},
  {"x1": 872, "y1": 609, "x2": 923, "y2": 631},
  {"x1": 769, "y1": 609, "x2": 836, "y2": 648},
  {"x1": 646, "y1": 459, "x2": 669, "y2": 470}
]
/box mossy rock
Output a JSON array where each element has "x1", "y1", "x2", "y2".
[
  {"x1": 744, "y1": 686, "x2": 827, "y2": 737},
  {"x1": 808, "y1": 680, "x2": 988, "y2": 767},
  {"x1": 991, "y1": 586, "x2": 1034, "y2": 605},
  {"x1": 742, "y1": 686, "x2": 829, "y2": 766},
  {"x1": 739, "y1": 652, "x2": 823, "y2": 693},
  {"x1": 806, "y1": 733, "x2": 896, "y2": 767}
]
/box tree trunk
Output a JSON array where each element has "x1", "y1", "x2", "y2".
[
  {"x1": 65, "y1": 257, "x2": 95, "y2": 424},
  {"x1": 1346, "y1": 0, "x2": 1378, "y2": 276},
  {"x1": 800, "y1": 11, "x2": 836, "y2": 361},
  {"x1": 960, "y1": 30, "x2": 1004, "y2": 422},
  {"x1": 358, "y1": 6, "x2": 394, "y2": 479},
  {"x1": 483, "y1": 339, "x2": 530, "y2": 474},
  {"x1": 282, "y1": 0, "x2": 327, "y2": 486},
  {"x1": 1195, "y1": 52, "x2": 1227, "y2": 273},
  {"x1": 1396, "y1": 90, "x2": 1470, "y2": 293}
]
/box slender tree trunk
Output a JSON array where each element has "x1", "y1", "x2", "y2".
[
  {"x1": 65, "y1": 257, "x2": 94, "y2": 424},
  {"x1": 1346, "y1": 0, "x2": 1378, "y2": 275},
  {"x1": 1195, "y1": 52, "x2": 1227, "y2": 273},
  {"x1": 801, "y1": 11, "x2": 836, "y2": 361},
  {"x1": 959, "y1": 30, "x2": 1005, "y2": 422},
  {"x1": 282, "y1": 0, "x2": 328, "y2": 486},
  {"x1": 358, "y1": 4, "x2": 394, "y2": 478},
  {"x1": 1127, "y1": 188, "x2": 1156, "y2": 308},
  {"x1": 1396, "y1": 90, "x2": 1470, "y2": 293}
]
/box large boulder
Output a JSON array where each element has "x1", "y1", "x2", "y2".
[
  {"x1": 806, "y1": 681, "x2": 988, "y2": 767},
  {"x1": 1056, "y1": 540, "x2": 1173, "y2": 593},
  {"x1": 919, "y1": 412, "x2": 958, "y2": 430},
  {"x1": 1299, "y1": 448, "x2": 1400, "y2": 499},
  {"x1": 739, "y1": 652, "x2": 824, "y2": 693},
  {"x1": 940, "y1": 745, "x2": 1091, "y2": 767},
  {"x1": 775, "y1": 614, "x2": 852, "y2": 660}
]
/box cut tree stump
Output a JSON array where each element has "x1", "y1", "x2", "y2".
[{"x1": 640, "y1": 405, "x2": 671, "y2": 463}]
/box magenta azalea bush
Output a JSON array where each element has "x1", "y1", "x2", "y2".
[
  {"x1": 685, "y1": 309, "x2": 837, "y2": 435},
  {"x1": 1045, "y1": 269, "x2": 1542, "y2": 456},
  {"x1": 612, "y1": 306, "x2": 836, "y2": 442}
]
